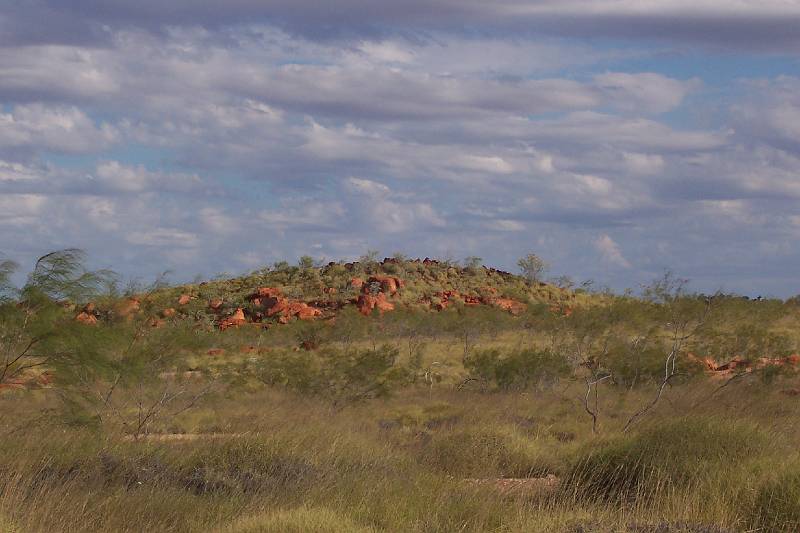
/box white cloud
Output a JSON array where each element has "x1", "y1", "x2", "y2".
[{"x1": 594, "y1": 234, "x2": 632, "y2": 268}]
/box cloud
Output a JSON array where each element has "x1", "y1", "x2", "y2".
[
  {"x1": 7, "y1": 1, "x2": 800, "y2": 49},
  {"x1": 0, "y1": 104, "x2": 117, "y2": 155},
  {"x1": 594, "y1": 234, "x2": 632, "y2": 268}
]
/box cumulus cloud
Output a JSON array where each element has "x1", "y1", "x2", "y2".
[
  {"x1": 594, "y1": 234, "x2": 632, "y2": 268},
  {"x1": 0, "y1": 8, "x2": 798, "y2": 295}
]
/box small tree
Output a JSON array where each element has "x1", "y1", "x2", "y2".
[
  {"x1": 463, "y1": 256, "x2": 483, "y2": 272},
  {"x1": 517, "y1": 253, "x2": 548, "y2": 285}
]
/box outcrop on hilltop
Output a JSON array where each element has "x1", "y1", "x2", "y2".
[
  {"x1": 75, "y1": 302, "x2": 98, "y2": 325},
  {"x1": 687, "y1": 352, "x2": 800, "y2": 378},
  {"x1": 219, "y1": 308, "x2": 247, "y2": 330},
  {"x1": 79, "y1": 257, "x2": 583, "y2": 330}
]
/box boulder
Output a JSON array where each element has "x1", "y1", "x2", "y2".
[
  {"x1": 357, "y1": 292, "x2": 395, "y2": 315},
  {"x1": 178, "y1": 294, "x2": 192, "y2": 305},
  {"x1": 350, "y1": 277, "x2": 365, "y2": 290},
  {"x1": 219, "y1": 308, "x2": 247, "y2": 330},
  {"x1": 492, "y1": 298, "x2": 526, "y2": 316},
  {"x1": 75, "y1": 311, "x2": 98, "y2": 325},
  {"x1": 115, "y1": 298, "x2": 141, "y2": 319},
  {"x1": 368, "y1": 275, "x2": 404, "y2": 295},
  {"x1": 161, "y1": 308, "x2": 177, "y2": 318}
]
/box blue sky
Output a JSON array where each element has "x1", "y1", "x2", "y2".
[{"x1": 1, "y1": 1, "x2": 800, "y2": 296}]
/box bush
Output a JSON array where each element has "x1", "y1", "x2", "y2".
[
  {"x1": 257, "y1": 345, "x2": 412, "y2": 402},
  {"x1": 566, "y1": 417, "x2": 766, "y2": 502},
  {"x1": 464, "y1": 348, "x2": 570, "y2": 391}
]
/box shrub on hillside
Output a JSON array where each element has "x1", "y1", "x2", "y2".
[
  {"x1": 256, "y1": 345, "x2": 412, "y2": 402},
  {"x1": 464, "y1": 348, "x2": 571, "y2": 391}
]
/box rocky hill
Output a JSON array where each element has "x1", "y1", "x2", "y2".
[{"x1": 76, "y1": 258, "x2": 589, "y2": 330}]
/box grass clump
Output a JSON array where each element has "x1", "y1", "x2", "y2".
[
  {"x1": 567, "y1": 416, "x2": 768, "y2": 502},
  {"x1": 220, "y1": 506, "x2": 375, "y2": 533},
  {"x1": 749, "y1": 460, "x2": 800, "y2": 532}
]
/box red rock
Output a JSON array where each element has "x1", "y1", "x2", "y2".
[
  {"x1": 116, "y1": 298, "x2": 141, "y2": 319},
  {"x1": 161, "y1": 308, "x2": 177, "y2": 318},
  {"x1": 178, "y1": 294, "x2": 192, "y2": 305},
  {"x1": 219, "y1": 307, "x2": 247, "y2": 330},
  {"x1": 350, "y1": 277, "x2": 365, "y2": 289},
  {"x1": 493, "y1": 298, "x2": 526, "y2": 316},
  {"x1": 83, "y1": 302, "x2": 96, "y2": 313},
  {"x1": 252, "y1": 287, "x2": 282, "y2": 299},
  {"x1": 357, "y1": 292, "x2": 395, "y2": 315},
  {"x1": 267, "y1": 298, "x2": 321, "y2": 322},
  {"x1": 368, "y1": 275, "x2": 404, "y2": 295},
  {"x1": 75, "y1": 311, "x2": 97, "y2": 325},
  {"x1": 209, "y1": 298, "x2": 224, "y2": 311}
]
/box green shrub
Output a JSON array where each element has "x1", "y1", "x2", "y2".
[
  {"x1": 464, "y1": 348, "x2": 570, "y2": 390},
  {"x1": 256, "y1": 345, "x2": 412, "y2": 402}
]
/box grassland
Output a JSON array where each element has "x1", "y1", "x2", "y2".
[{"x1": 1, "y1": 252, "x2": 799, "y2": 532}]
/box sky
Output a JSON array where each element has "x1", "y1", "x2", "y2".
[{"x1": 1, "y1": 1, "x2": 800, "y2": 296}]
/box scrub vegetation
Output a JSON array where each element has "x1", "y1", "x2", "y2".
[{"x1": 1, "y1": 249, "x2": 800, "y2": 532}]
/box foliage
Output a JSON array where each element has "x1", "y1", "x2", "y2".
[
  {"x1": 464, "y1": 348, "x2": 570, "y2": 390},
  {"x1": 517, "y1": 253, "x2": 548, "y2": 284},
  {"x1": 257, "y1": 345, "x2": 412, "y2": 402}
]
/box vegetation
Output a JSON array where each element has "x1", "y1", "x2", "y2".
[{"x1": 1, "y1": 249, "x2": 800, "y2": 531}]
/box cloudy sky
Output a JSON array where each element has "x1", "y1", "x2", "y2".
[{"x1": 2, "y1": 1, "x2": 800, "y2": 296}]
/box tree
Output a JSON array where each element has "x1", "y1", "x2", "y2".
[
  {"x1": 463, "y1": 256, "x2": 483, "y2": 272},
  {"x1": 517, "y1": 253, "x2": 548, "y2": 284},
  {"x1": 1, "y1": 249, "x2": 115, "y2": 392}
]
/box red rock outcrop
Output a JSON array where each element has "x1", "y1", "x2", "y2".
[
  {"x1": 75, "y1": 311, "x2": 98, "y2": 325},
  {"x1": 492, "y1": 298, "x2": 526, "y2": 316},
  {"x1": 161, "y1": 308, "x2": 177, "y2": 318},
  {"x1": 368, "y1": 275, "x2": 404, "y2": 296},
  {"x1": 687, "y1": 352, "x2": 800, "y2": 379},
  {"x1": 178, "y1": 294, "x2": 192, "y2": 305},
  {"x1": 357, "y1": 292, "x2": 395, "y2": 315},
  {"x1": 219, "y1": 308, "x2": 247, "y2": 330},
  {"x1": 266, "y1": 298, "x2": 322, "y2": 322},
  {"x1": 115, "y1": 298, "x2": 141, "y2": 320},
  {"x1": 350, "y1": 277, "x2": 364, "y2": 290}
]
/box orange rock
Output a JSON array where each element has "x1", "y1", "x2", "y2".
[
  {"x1": 219, "y1": 308, "x2": 247, "y2": 330},
  {"x1": 75, "y1": 311, "x2": 98, "y2": 325},
  {"x1": 368, "y1": 275, "x2": 404, "y2": 295},
  {"x1": 351, "y1": 277, "x2": 364, "y2": 289},
  {"x1": 267, "y1": 298, "x2": 289, "y2": 317},
  {"x1": 357, "y1": 292, "x2": 395, "y2": 315},
  {"x1": 83, "y1": 302, "x2": 96, "y2": 313},
  {"x1": 116, "y1": 298, "x2": 141, "y2": 319},
  {"x1": 493, "y1": 298, "x2": 526, "y2": 316},
  {"x1": 178, "y1": 294, "x2": 192, "y2": 305},
  {"x1": 161, "y1": 308, "x2": 177, "y2": 318},
  {"x1": 252, "y1": 287, "x2": 283, "y2": 299},
  {"x1": 267, "y1": 298, "x2": 321, "y2": 322},
  {"x1": 209, "y1": 298, "x2": 224, "y2": 311}
]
